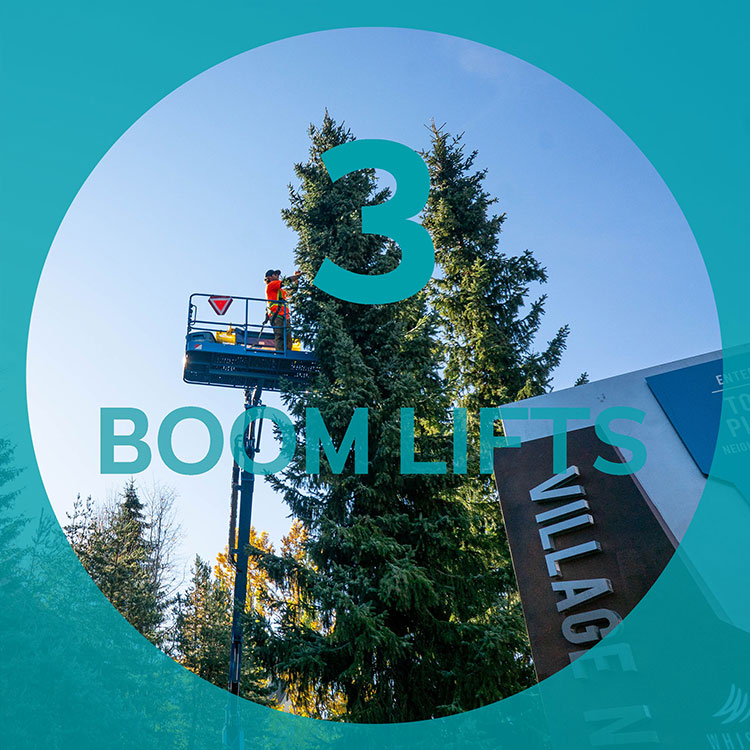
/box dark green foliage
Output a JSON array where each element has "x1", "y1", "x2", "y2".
[
  {"x1": 422, "y1": 122, "x2": 569, "y2": 410},
  {"x1": 248, "y1": 113, "x2": 545, "y2": 722},
  {"x1": 421, "y1": 123, "x2": 573, "y2": 699}
]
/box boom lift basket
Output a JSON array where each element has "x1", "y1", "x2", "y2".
[{"x1": 183, "y1": 293, "x2": 317, "y2": 391}]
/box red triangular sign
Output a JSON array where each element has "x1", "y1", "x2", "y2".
[{"x1": 208, "y1": 295, "x2": 233, "y2": 315}]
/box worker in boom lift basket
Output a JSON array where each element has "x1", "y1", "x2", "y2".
[{"x1": 263, "y1": 268, "x2": 300, "y2": 352}]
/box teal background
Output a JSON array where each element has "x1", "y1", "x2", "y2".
[{"x1": 2, "y1": 2, "x2": 749, "y2": 747}]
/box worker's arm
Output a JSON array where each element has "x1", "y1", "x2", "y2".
[{"x1": 283, "y1": 270, "x2": 302, "y2": 285}]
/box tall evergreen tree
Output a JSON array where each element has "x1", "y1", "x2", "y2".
[
  {"x1": 420, "y1": 124, "x2": 572, "y2": 702},
  {"x1": 249, "y1": 113, "x2": 534, "y2": 722}
]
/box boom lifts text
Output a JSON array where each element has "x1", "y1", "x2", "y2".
[{"x1": 100, "y1": 406, "x2": 646, "y2": 477}]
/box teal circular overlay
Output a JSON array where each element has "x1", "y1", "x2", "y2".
[{"x1": 2, "y1": 4, "x2": 749, "y2": 749}]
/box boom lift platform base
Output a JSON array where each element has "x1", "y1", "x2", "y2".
[{"x1": 183, "y1": 292, "x2": 317, "y2": 392}]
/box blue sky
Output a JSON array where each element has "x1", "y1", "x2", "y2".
[{"x1": 27, "y1": 28, "x2": 719, "y2": 581}]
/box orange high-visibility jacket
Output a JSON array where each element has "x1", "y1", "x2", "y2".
[{"x1": 265, "y1": 279, "x2": 289, "y2": 319}]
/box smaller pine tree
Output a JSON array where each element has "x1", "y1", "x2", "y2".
[
  {"x1": 65, "y1": 480, "x2": 167, "y2": 645},
  {"x1": 176, "y1": 550, "x2": 275, "y2": 705},
  {"x1": 174, "y1": 556, "x2": 232, "y2": 689},
  {"x1": 101, "y1": 480, "x2": 163, "y2": 641}
]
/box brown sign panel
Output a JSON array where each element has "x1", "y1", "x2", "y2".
[{"x1": 493, "y1": 425, "x2": 675, "y2": 682}]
